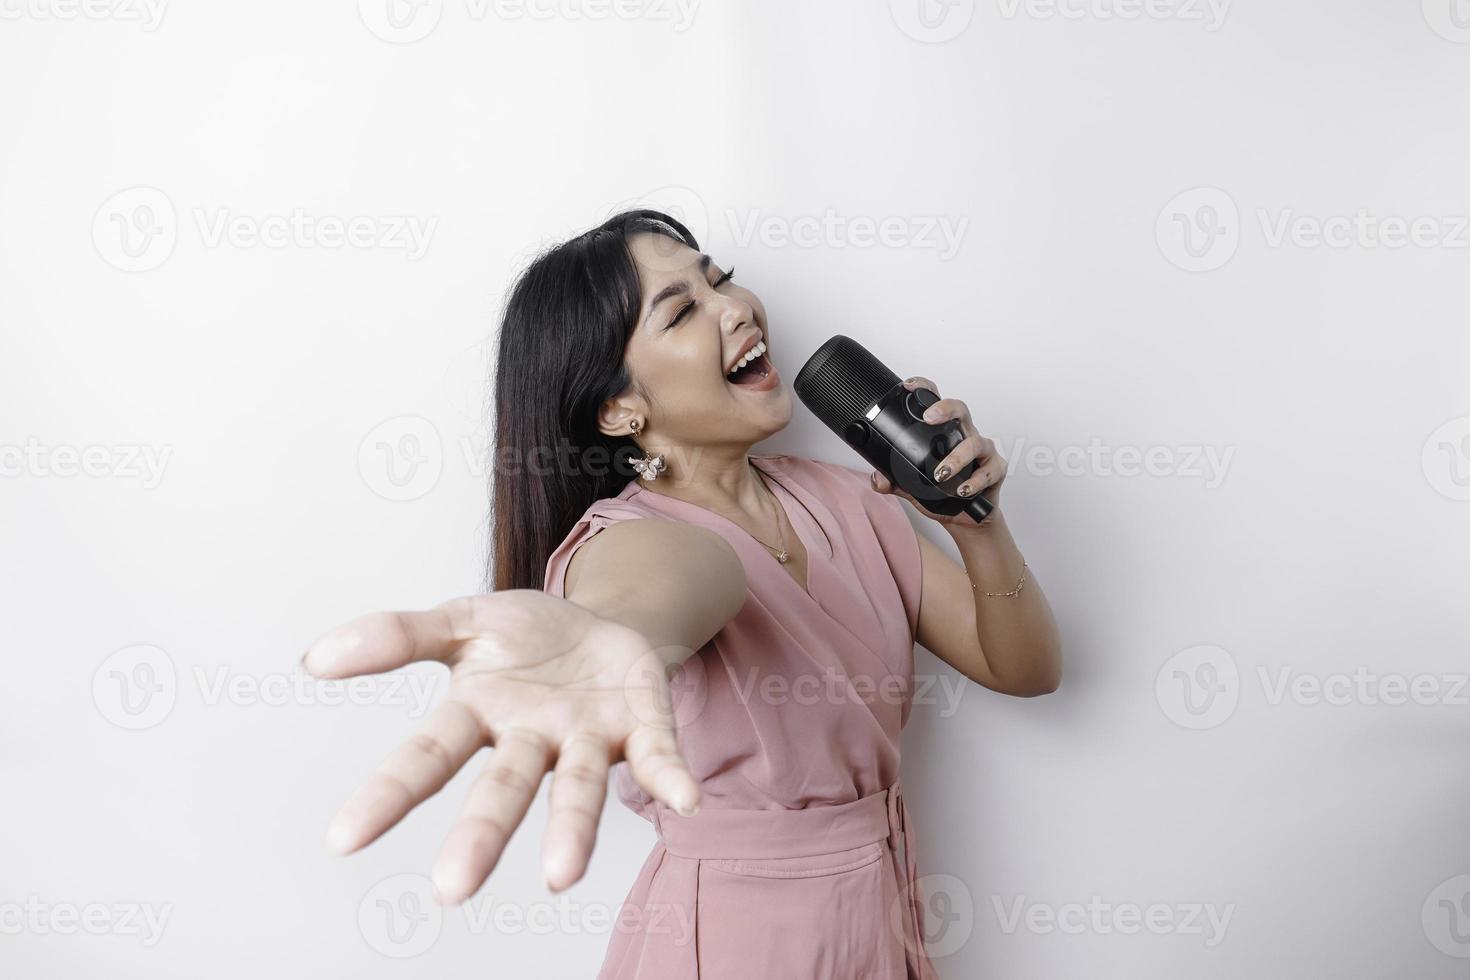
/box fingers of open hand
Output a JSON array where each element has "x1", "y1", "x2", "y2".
[
  {"x1": 542, "y1": 734, "x2": 612, "y2": 893},
  {"x1": 327, "y1": 699, "x2": 483, "y2": 856},
  {"x1": 625, "y1": 723, "x2": 700, "y2": 819},
  {"x1": 432, "y1": 727, "x2": 551, "y2": 905},
  {"x1": 303, "y1": 599, "x2": 474, "y2": 678}
]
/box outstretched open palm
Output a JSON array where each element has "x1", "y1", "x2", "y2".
[{"x1": 302, "y1": 589, "x2": 700, "y2": 902}]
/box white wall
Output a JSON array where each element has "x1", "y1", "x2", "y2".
[{"x1": 3, "y1": 1, "x2": 1468, "y2": 976}]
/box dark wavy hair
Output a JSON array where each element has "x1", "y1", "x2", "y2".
[{"x1": 488, "y1": 208, "x2": 700, "y2": 592}]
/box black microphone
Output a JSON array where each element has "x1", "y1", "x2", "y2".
[{"x1": 793, "y1": 335, "x2": 994, "y2": 524}]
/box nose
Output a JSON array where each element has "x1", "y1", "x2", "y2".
[{"x1": 717, "y1": 293, "x2": 753, "y2": 337}]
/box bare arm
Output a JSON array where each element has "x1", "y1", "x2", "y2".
[
  {"x1": 913, "y1": 513, "x2": 1062, "y2": 697},
  {"x1": 871, "y1": 374, "x2": 1062, "y2": 699}
]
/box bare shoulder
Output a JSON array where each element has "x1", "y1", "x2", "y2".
[
  {"x1": 564, "y1": 516, "x2": 745, "y2": 611},
  {"x1": 773, "y1": 452, "x2": 864, "y2": 483}
]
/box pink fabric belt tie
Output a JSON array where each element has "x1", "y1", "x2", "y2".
[{"x1": 652, "y1": 783, "x2": 936, "y2": 980}]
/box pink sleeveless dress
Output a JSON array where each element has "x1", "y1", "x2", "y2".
[{"x1": 542, "y1": 453, "x2": 939, "y2": 980}]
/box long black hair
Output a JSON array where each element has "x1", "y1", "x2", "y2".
[{"x1": 489, "y1": 208, "x2": 700, "y2": 592}]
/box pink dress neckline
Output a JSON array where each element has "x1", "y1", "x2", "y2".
[{"x1": 616, "y1": 453, "x2": 836, "y2": 603}]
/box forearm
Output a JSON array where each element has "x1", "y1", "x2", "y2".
[{"x1": 948, "y1": 512, "x2": 1062, "y2": 695}]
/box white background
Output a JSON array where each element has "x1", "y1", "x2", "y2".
[{"x1": 3, "y1": 0, "x2": 1469, "y2": 976}]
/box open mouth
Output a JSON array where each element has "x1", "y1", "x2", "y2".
[{"x1": 727, "y1": 340, "x2": 773, "y2": 387}]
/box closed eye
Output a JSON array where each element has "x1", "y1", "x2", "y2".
[{"x1": 663, "y1": 266, "x2": 736, "y2": 331}]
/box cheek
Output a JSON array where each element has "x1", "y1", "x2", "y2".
[{"x1": 742, "y1": 291, "x2": 769, "y2": 327}]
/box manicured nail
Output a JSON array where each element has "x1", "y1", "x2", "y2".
[
  {"x1": 934, "y1": 465, "x2": 951, "y2": 481},
  {"x1": 957, "y1": 484, "x2": 973, "y2": 497}
]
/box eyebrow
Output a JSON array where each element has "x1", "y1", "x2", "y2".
[{"x1": 646, "y1": 254, "x2": 712, "y2": 320}]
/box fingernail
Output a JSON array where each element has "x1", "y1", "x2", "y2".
[
  {"x1": 922, "y1": 408, "x2": 939, "y2": 423},
  {"x1": 957, "y1": 484, "x2": 972, "y2": 497},
  {"x1": 674, "y1": 791, "x2": 699, "y2": 817},
  {"x1": 325, "y1": 821, "x2": 356, "y2": 854},
  {"x1": 934, "y1": 465, "x2": 951, "y2": 481}
]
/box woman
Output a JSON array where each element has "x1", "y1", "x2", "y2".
[{"x1": 302, "y1": 209, "x2": 1062, "y2": 979}]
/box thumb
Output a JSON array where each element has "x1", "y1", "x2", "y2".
[{"x1": 870, "y1": 470, "x2": 918, "y2": 506}]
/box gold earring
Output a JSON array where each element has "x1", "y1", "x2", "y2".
[{"x1": 626, "y1": 418, "x2": 666, "y2": 482}]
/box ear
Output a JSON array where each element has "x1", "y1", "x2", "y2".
[{"x1": 596, "y1": 393, "x2": 644, "y2": 440}]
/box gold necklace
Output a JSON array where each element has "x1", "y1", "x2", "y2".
[{"x1": 747, "y1": 467, "x2": 792, "y2": 563}]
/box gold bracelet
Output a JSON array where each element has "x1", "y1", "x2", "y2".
[{"x1": 971, "y1": 560, "x2": 1027, "y2": 597}]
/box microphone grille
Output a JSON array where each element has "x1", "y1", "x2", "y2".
[{"x1": 793, "y1": 335, "x2": 902, "y2": 427}]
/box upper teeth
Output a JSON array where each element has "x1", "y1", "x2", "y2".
[{"x1": 728, "y1": 340, "x2": 767, "y2": 376}]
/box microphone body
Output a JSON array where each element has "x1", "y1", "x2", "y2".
[{"x1": 793, "y1": 335, "x2": 994, "y2": 524}]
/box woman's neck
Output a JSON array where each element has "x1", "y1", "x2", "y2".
[{"x1": 635, "y1": 445, "x2": 773, "y2": 523}]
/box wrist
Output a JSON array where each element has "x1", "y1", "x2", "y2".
[{"x1": 946, "y1": 505, "x2": 1006, "y2": 537}]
